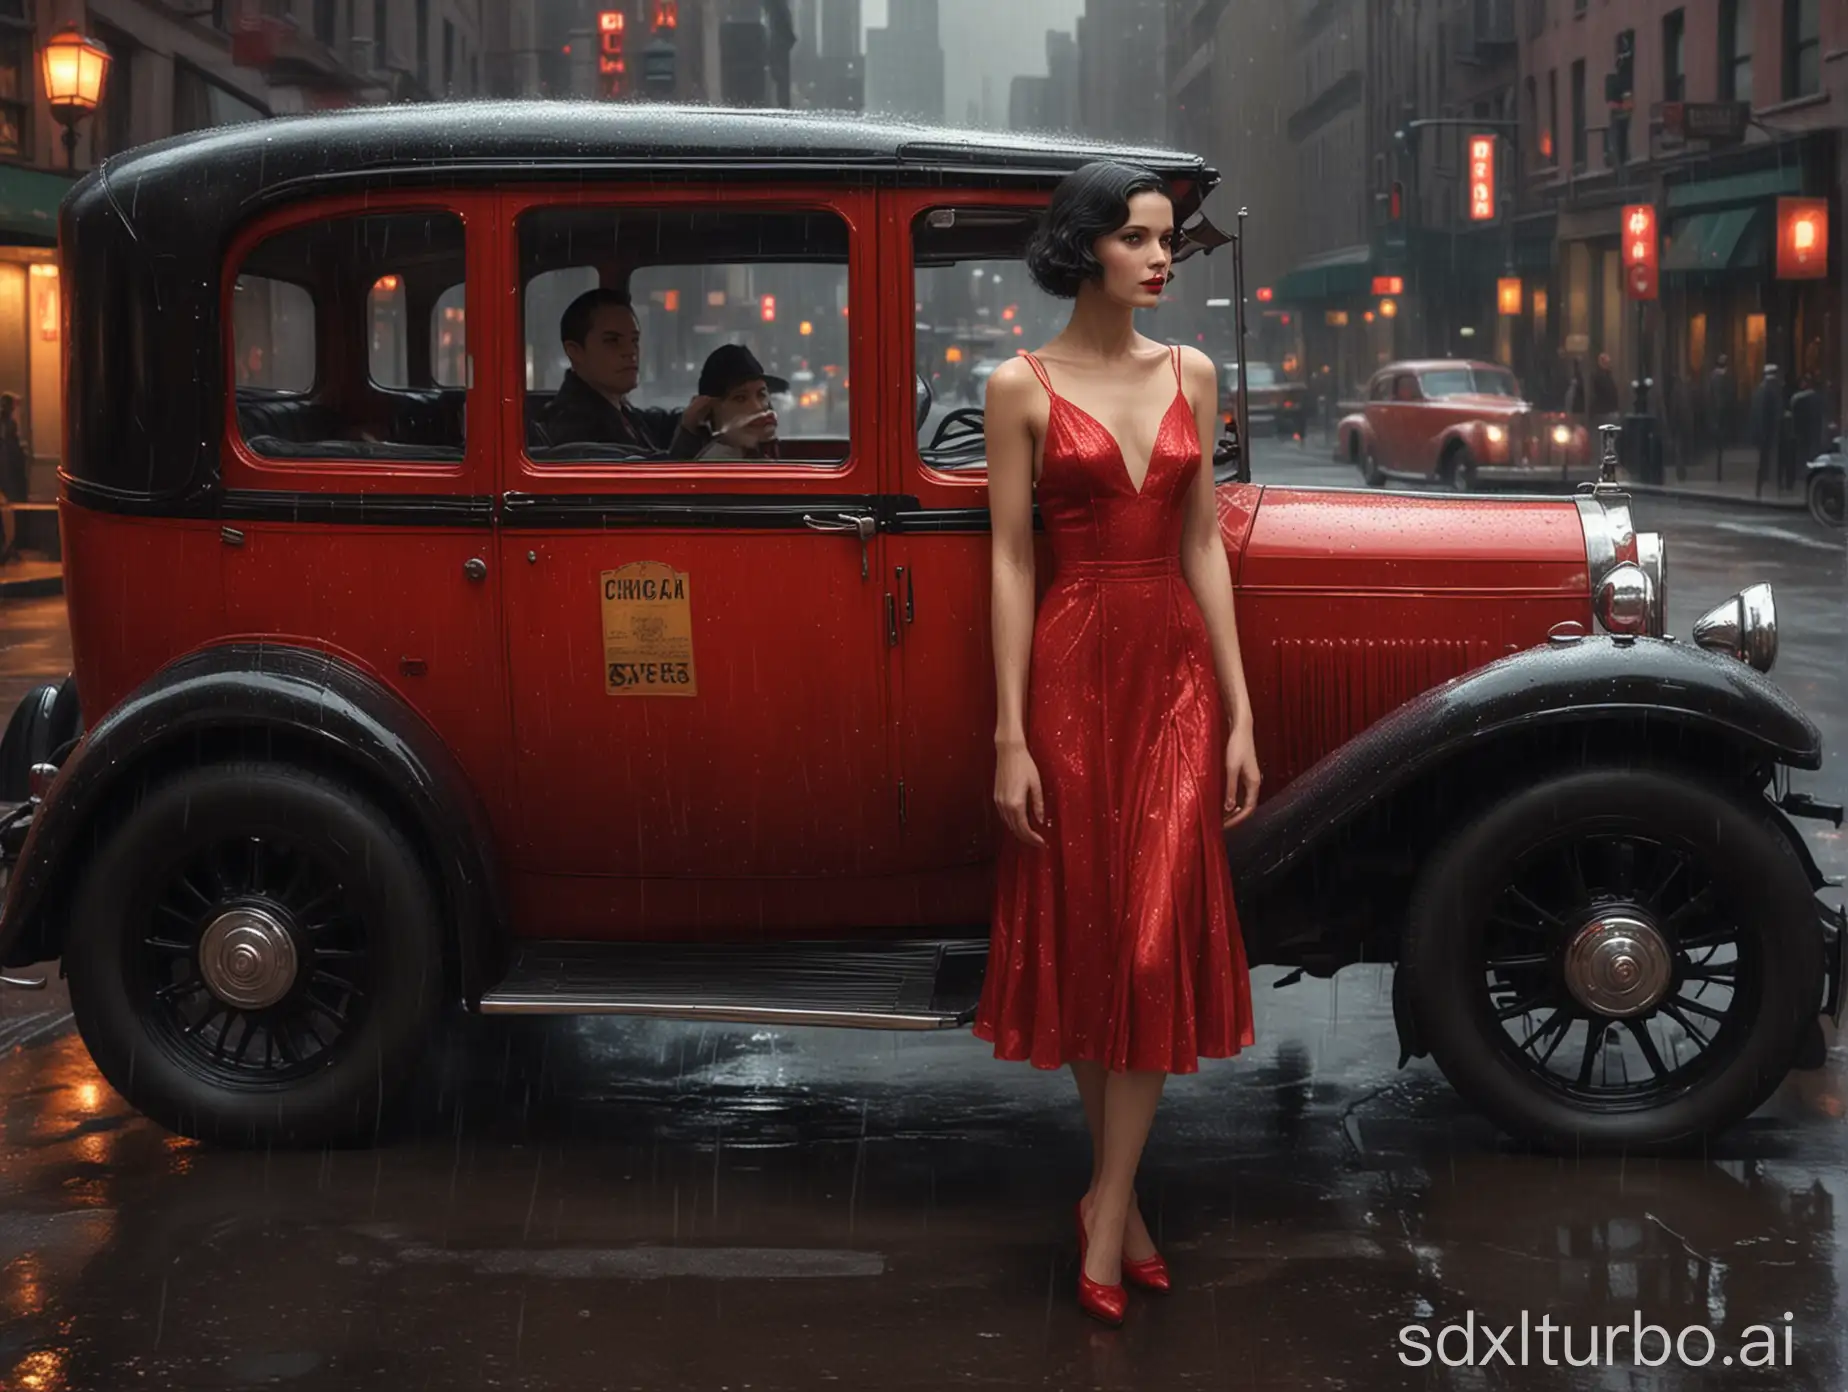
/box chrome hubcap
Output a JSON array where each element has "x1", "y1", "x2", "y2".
[
  {"x1": 197, "y1": 907, "x2": 299, "y2": 1009},
  {"x1": 1563, "y1": 913, "x2": 1672, "y2": 1018}
]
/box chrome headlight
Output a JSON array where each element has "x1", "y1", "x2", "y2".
[
  {"x1": 1635, "y1": 531, "x2": 1665, "y2": 636},
  {"x1": 1485, "y1": 424, "x2": 1506, "y2": 445},
  {"x1": 1694, "y1": 583, "x2": 1777, "y2": 673},
  {"x1": 1594, "y1": 562, "x2": 1652, "y2": 635}
]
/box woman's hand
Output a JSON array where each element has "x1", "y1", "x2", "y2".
[
  {"x1": 994, "y1": 740, "x2": 1047, "y2": 848},
  {"x1": 1223, "y1": 723, "x2": 1261, "y2": 828}
]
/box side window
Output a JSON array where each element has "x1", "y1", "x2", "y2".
[
  {"x1": 1368, "y1": 374, "x2": 1392, "y2": 402},
  {"x1": 232, "y1": 276, "x2": 315, "y2": 392},
  {"x1": 519, "y1": 207, "x2": 851, "y2": 466},
  {"x1": 911, "y1": 205, "x2": 1062, "y2": 474},
  {"x1": 232, "y1": 211, "x2": 466, "y2": 462},
  {"x1": 1394, "y1": 374, "x2": 1420, "y2": 402}
]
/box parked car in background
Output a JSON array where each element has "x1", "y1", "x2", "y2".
[
  {"x1": 1337, "y1": 359, "x2": 1594, "y2": 491},
  {"x1": 1222, "y1": 361, "x2": 1307, "y2": 438},
  {"x1": 1806, "y1": 435, "x2": 1843, "y2": 528}
]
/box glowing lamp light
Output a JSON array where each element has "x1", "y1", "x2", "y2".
[
  {"x1": 1256, "y1": 286, "x2": 1274, "y2": 303},
  {"x1": 945, "y1": 346, "x2": 963, "y2": 363},
  {"x1": 1497, "y1": 277, "x2": 1522, "y2": 316},
  {"x1": 1379, "y1": 297, "x2": 1398, "y2": 319},
  {"x1": 1776, "y1": 199, "x2": 1828, "y2": 280},
  {"x1": 1002, "y1": 305, "x2": 1016, "y2": 322},
  {"x1": 1364, "y1": 310, "x2": 1375, "y2": 323},
  {"x1": 41, "y1": 26, "x2": 111, "y2": 116},
  {"x1": 29, "y1": 263, "x2": 58, "y2": 341},
  {"x1": 1013, "y1": 325, "x2": 1023, "y2": 335},
  {"x1": 799, "y1": 320, "x2": 813, "y2": 335},
  {"x1": 374, "y1": 274, "x2": 401, "y2": 293},
  {"x1": 662, "y1": 289, "x2": 679, "y2": 312},
  {"x1": 760, "y1": 294, "x2": 776, "y2": 323}
]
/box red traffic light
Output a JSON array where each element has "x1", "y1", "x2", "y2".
[
  {"x1": 1255, "y1": 286, "x2": 1273, "y2": 303},
  {"x1": 760, "y1": 294, "x2": 777, "y2": 322}
]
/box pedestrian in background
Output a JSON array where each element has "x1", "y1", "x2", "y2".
[
  {"x1": 0, "y1": 394, "x2": 27, "y2": 564},
  {"x1": 1749, "y1": 364, "x2": 1786, "y2": 499},
  {"x1": 1589, "y1": 352, "x2": 1620, "y2": 431},
  {"x1": 1564, "y1": 358, "x2": 1585, "y2": 418},
  {"x1": 1789, "y1": 374, "x2": 1826, "y2": 469},
  {"x1": 1706, "y1": 354, "x2": 1734, "y2": 477}
]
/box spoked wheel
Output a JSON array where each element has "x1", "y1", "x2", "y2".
[
  {"x1": 1807, "y1": 469, "x2": 1844, "y2": 528},
  {"x1": 1406, "y1": 767, "x2": 1821, "y2": 1151},
  {"x1": 1445, "y1": 445, "x2": 1476, "y2": 492},
  {"x1": 136, "y1": 834, "x2": 372, "y2": 1084},
  {"x1": 66, "y1": 762, "x2": 444, "y2": 1146}
]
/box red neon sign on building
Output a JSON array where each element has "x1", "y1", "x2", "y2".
[
  {"x1": 598, "y1": 10, "x2": 626, "y2": 95},
  {"x1": 1776, "y1": 198, "x2": 1828, "y2": 280},
  {"x1": 1621, "y1": 203, "x2": 1658, "y2": 300},
  {"x1": 1467, "y1": 136, "x2": 1496, "y2": 222}
]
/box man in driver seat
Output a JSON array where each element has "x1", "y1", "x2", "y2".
[{"x1": 539, "y1": 288, "x2": 709, "y2": 454}]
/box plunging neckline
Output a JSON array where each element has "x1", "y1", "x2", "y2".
[
  {"x1": 1052, "y1": 389, "x2": 1190, "y2": 498},
  {"x1": 1025, "y1": 350, "x2": 1191, "y2": 498}
]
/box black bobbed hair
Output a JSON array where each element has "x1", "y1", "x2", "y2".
[{"x1": 1023, "y1": 161, "x2": 1173, "y2": 299}]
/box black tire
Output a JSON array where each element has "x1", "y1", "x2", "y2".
[
  {"x1": 1359, "y1": 440, "x2": 1386, "y2": 488},
  {"x1": 1404, "y1": 766, "x2": 1821, "y2": 1152},
  {"x1": 0, "y1": 676, "x2": 81, "y2": 801},
  {"x1": 64, "y1": 762, "x2": 444, "y2": 1147},
  {"x1": 1444, "y1": 444, "x2": 1476, "y2": 492},
  {"x1": 1807, "y1": 470, "x2": 1844, "y2": 528}
]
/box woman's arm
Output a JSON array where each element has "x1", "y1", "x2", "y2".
[
  {"x1": 1176, "y1": 347, "x2": 1261, "y2": 824},
  {"x1": 987, "y1": 358, "x2": 1047, "y2": 846}
]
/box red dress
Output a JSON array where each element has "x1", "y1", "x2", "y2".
[{"x1": 973, "y1": 346, "x2": 1254, "y2": 1073}]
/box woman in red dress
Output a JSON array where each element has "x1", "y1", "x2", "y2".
[{"x1": 973, "y1": 162, "x2": 1260, "y2": 1326}]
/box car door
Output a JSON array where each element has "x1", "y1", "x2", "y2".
[
  {"x1": 496, "y1": 186, "x2": 897, "y2": 936},
  {"x1": 876, "y1": 190, "x2": 1054, "y2": 919}
]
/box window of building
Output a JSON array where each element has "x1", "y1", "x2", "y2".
[
  {"x1": 1663, "y1": 9, "x2": 1685, "y2": 101},
  {"x1": 174, "y1": 62, "x2": 266, "y2": 132},
  {"x1": 233, "y1": 212, "x2": 468, "y2": 462},
  {"x1": 1545, "y1": 69, "x2": 1557, "y2": 164},
  {"x1": 0, "y1": 4, "x2": 32, "y2": 159},
  {"x1": 416, "y1": 0, "x2": 429, "y2": 86},
  {"x1": 520, "y1": 207, "x2": 853, "y2": 466},
  {"x1": 1570, "y1": 59, "x2": 1586, "y2": 171},
  {"x1": 1785, "y1": 0, "x2": 1820, "y2": 99},
  {"x1": 1720, "y1": 0, "x2": 1752, "y2": 105}
]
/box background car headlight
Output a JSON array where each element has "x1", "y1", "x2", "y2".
[
  {"x1": 1552, "y1": 423, "x2": 1572, "y2": 446},
  {"x1": 1485, "y1": 425, "x2": 1506, "y2": 444}
]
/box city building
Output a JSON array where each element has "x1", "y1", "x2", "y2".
[
  {"x1": 1078, "y1": 0, "x2": 1165, "y2": 144},
  {"x1": 865, "y1": 0, "x2": 942, "y2": 120},
  {"x1": 1520, "y1": 0, "x2": 1843, "y2": 429},
  {"x1": 1007, "y1": 27, "x2": 1078, "y2": 132},
  {"x1": 0, "y1": 0, "x2": 495, "y2": 503},
  {"x1": 791, "y1": 0, "x2": 860, "y2": 110}
]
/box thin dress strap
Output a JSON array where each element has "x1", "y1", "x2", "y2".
[
  {"x1": 1021, "y1": 350, "x2": 1057, "y2": 400},
  {"x1": 1168, "y1": 343, "x2": 1183, "y2": 390}
]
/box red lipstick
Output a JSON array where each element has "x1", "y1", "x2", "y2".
[{"x1": 1140, "y1": 277, "x2": 1166, "y2": 292}]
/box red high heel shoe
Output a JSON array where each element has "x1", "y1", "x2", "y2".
[
  {"x1": 1074, "y1": 1201, "x2": 1127, "y2": 1325},
  {"x1": 1121, "y1": 1252, "x2": 1171, "y2": 1294}
]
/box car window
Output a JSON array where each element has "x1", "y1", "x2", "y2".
[
  {"x1": 1419, "y1": 369, "x2": 1479, "y2": 398},
  {"x1": 1368, "y1": 374, "x2": 1392, "y2": 402},
  {"x1": 519, "y1": 207, "x2": 851, "y2": 466},
  {"x1": 232, "y1": 212, "x2": 467, "y2": 462},
  {"x1": 1241, "y1": 363, "x2": 1278, "y2": 387},
  {"x1": 231, "y1": 275, "x2": 314, "y2": 393},
  {"x1": 910, "y1": 205, "x2": 1069, "y2": 475},
  {"x1": 1394, "y1": 374, "x2": 1421, "y2": 402},
  {"x1": 1472, "y1": 367, "x2": 1520, "y2": 398}
]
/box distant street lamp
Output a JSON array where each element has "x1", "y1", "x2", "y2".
[{"x1": 41, "y1": 26, "x2": 112, "y2": 170}]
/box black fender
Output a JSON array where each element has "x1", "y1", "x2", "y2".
[
  {"x1": 0, "y1": 677, "x2": 82, "y2": 801},
  {"x1": 0, "y1": 644, "x2": 505, "y2": 1000},
  {"x1": 1227, "y1": 634, "x2": 1821, "y2": 892}
]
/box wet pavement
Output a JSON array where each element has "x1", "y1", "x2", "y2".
[{"x1": 0, "y1": 480, "x2": 1844, "y2": 1390}]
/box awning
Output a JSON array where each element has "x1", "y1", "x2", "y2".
[
  {"x1": 1661, "y1": 207, "x2": 1765, "y2": 274},
  {"x1": 1273, "y1": 244, "x2": 1372, "y2": 303},
  {"x1": 0, "y1": 164, "x2": 74, "y2": 246}
]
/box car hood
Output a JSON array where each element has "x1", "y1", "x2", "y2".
[{"x1": 1235, "y1": 488, "x2": 1589, "y2": 592}]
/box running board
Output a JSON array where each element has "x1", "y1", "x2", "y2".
[{"x1": 478, "y1": 939, "x2": 989, "y2": 1029}]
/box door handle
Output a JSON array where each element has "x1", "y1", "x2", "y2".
[
  {"x1": 463, "y1": 557, "x2": 488, "y2": 581},
  {"x1": 802, "y1": 513, "x2": 876, "y2": 580}
]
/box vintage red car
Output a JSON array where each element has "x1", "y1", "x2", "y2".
[
  {"x1": 1336, "y1": 359, "x2": 1594, "y2": 490},
  {"x1": 1222, "y1": 361, "x2": 1307, "y2": 438},
  {"x1": 0, "y1": 106, "x2": 1838, "y2": 1155}
]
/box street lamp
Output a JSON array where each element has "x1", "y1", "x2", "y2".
[{"x1": 41, "y1": 26, "x2": 112, "y2": 171}]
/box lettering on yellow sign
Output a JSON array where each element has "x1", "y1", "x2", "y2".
[{"x1": 601, "y1": 561, "x2": 697, "y2": 696}]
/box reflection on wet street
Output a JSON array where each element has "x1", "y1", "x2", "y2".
[{"x1": 3, "y1": 970, "x2": 1846, "y2": 1391}]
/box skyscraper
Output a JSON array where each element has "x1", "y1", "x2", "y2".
[{"x1": 865, "y1": 0, "x2": 944, "y2": 120}]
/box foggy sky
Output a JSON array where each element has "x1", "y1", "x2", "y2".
[{"x1": 864, "y1": 0, "x2": 1088, "y2": 127}]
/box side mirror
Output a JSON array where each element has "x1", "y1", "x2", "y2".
[{"x1": 914, "y1": 374, "x2": 933, "y2": 433}]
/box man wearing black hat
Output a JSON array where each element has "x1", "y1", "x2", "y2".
[
  {"x1": 537, "y1": 288, "x2": 710, "y2": 455},
  {"x1": 690, "y1": 343, "x2": 788, "y2": 461}
]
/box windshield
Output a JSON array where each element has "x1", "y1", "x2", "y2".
[
  {"x1": 1421, "y1": 367, "x2": 1520, "y2": 400},
  {"x1": 1238, "y1": 364, "x2": 1279, "y2": 387}
]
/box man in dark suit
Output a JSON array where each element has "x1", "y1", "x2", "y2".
[{"x1": 537, "y1": 288, "x2": 710, "y2": 454}]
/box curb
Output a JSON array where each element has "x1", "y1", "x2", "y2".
[
  {"x1": 0, "y1": 575, "x2": 62, "y2": 600},
  {"x1": 1622, "y1": 481, "x2": 1808, "y2": 513}
]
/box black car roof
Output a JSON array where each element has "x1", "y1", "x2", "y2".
[{"x1": 73, "y1": 100, "x2": 1214, "y2": 222}]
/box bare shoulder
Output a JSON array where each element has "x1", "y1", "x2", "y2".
[
  {"x1": 1175, "y1": 344, "x2": 1218, "y2": 388},
  {"x1": 984, "y1": 355, "x2": 1041, "y2": 404}
]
